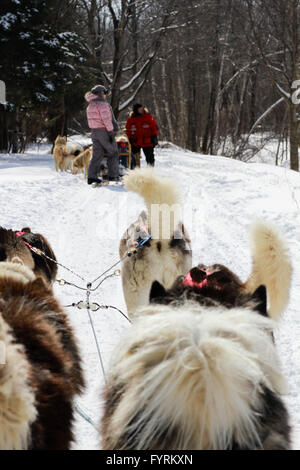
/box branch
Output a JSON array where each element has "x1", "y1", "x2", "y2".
[
  {"x1": 118, "y1": 76, "x2": 147, "y2": 111},
  {"x1": 249, "y1": 98, "x2": 285, "y2": 135},
  {"x1": 120, "y1": 58, "x2": 151, "y2": 91},
  {"x1": 246, "y1": 0, "x2": 292, "y2": 103}
]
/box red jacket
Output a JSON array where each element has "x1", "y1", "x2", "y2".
[{"x1": 126, "y1": 111, "x2": 158, "y2": 148}]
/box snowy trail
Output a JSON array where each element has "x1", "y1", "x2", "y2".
[{"x1": 0, "y1": 147, "x2": 300, "y2": 449}]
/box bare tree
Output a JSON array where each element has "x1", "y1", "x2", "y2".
[{"x1": 246, "y1": 0, "x2": 300, "y2": 171}]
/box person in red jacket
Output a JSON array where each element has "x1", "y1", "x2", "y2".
[{"x1": 126, "y1": 104, "x2": 158, "y2": 167}]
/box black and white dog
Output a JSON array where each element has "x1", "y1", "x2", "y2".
[
  {"x1": 120, "y1": 168, "x2": 192, "y2": 317},
  {"x1": 102, "y1": 221, "x2": 292, "y2": 450}
]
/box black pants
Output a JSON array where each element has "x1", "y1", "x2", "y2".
[
  {"x1": 132, "y1": 146, "x2": 155, "y2": 166},
  {"x1": 88, "y1": 129, "x2": 119, "y2": 179}
]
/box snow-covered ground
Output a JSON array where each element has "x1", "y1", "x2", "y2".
[{"x1": 0, "y1": 143, "x2": 300, "y2": 450}]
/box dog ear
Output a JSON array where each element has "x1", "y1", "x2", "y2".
[
  {"x1": 150, "y1": 281, "x2": 167, "y2": 302},
  {"x1": 251, "y1": 285, "x2": 268, "y2": 316},
  {"x1": 11, "y1": 256, "x2": 24, "y2": 265},
  {"x1": 21, "y1": 227, "x2": 31, "y2": 233}
]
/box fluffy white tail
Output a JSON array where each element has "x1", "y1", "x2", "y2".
[
  {"x1": 106, "y1": 305, "x2": 285, "y2": 449},
  {"x1": 0, "y1": 315, "x2": 36, "y2": 449},
  {"x1": 123, "y1": 168, "x2": 181, "y2": 239},
  {"x1": 244, "y1": 221, "x2": 292, "y2": 320}
]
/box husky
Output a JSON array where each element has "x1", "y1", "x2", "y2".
[
  {"x1": 0, "y1": 227, "x2": 84, "y2": 449},
  {"x1": 120, "y1": 168, "x2": 192, "y2": 317},
  {"x1": 71, "y1": 148, "x2": 92, "y2": 179},
  {"x1": 101, "y1": 221, "x2": 292, "y2": 450},
  {"x1": 53, "y1": 135, "x2": 77, "y2": 172},
  {"x1": 13, "y1": 227, "x2": 57, "y2": 285}
]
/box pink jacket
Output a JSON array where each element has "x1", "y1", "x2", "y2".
[{"x1": 85, "y1": 93, "x2": 114, "y2": 132}]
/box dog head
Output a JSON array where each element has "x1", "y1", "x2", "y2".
[
  {"x1": 150, "y1": 221, "x2": 291, "y2": 320},
  {"x1": 16, "y1": 228, "x2": 58, "y2": 284},
  {"x1": 55, "y1": 135, "x2": 67, "y2": 146},
  {"x1": 0, "y1": 227, "x2": 35, "y2": 270},
  {"x1": 150, "y1": 264, "x2": 267, "y2": 316},
  {"x1": 0, "y1": 227, "x2": 57, "y2": 285}
]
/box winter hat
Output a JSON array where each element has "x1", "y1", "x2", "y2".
[
  {"x1": 91, "y1": 84, "x2": 108, "y2": 96},
  {"x1": 133, "y1": 103, "x2": 143, "y2": 114}
]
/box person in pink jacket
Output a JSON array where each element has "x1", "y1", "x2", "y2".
[{"x1": 85, "y1": 85, "x2": 120, "y2": 185}]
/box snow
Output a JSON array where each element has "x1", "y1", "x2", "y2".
[
  {"x1": 35, "y1": 92, "x2": 49, "y2": 102},
  {"x1": 0, "y1": 13, "x2": 18, "y2": 30},
  {"x1": 0, "y1": 143, "x2": 300, "y2": 450},
  {"x1": 120, "y1": 59, "x2": 151, "y2": 92}
]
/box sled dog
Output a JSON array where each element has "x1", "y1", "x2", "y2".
[
  {"x1": 120, "y1": 168, "x2": 192, "y2": 317},
  {"x1": 13, "y1": 227, "x2": 58, "y2": 285},
  {"x1": 102, "y1": 221, "x2": 292, "y2": 450},
  {"x1": 53, "y1": 135, "x2": 75, "y2": 172},
  {"x1": 71, "y1": 148, "x2": 92, "y2": 179},
  {"x1": 67, "y1": 142, "x2": 84, "y2": 157},
  {"x1": 0, "y1": 227, "x2": 84, "y2": 449}
]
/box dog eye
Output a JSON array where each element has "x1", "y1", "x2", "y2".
[{"x1": 0, "y1": 248, "x2": 6, "y2": 261}]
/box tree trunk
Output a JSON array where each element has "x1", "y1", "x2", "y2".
[
  {"x1": 0, "y1": 105, "x2": 8, "y2": 152},
  {"x1": 289, "y1": 103, "x2": 299, "y2": 171},
  {"x1": 175, "y1": 49, "x2": 188, "y2": 147},
  {"x1": 288, "y1": 0, "x2": 299, "y2": 171},
  {"x1": 150, "y1": 72, "x2": 161, "y2": 132},
  {"x1": 202, "y1": 0, "x2": 221, "y2": 154},
  {"x1": 234, "y1": 74, "x2": 248, "y2": 144},
  {"x1": 161, "y1": 61, "x2": 175, "y2": 143}
]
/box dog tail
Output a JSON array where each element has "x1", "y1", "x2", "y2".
[
  {"x1": 0, "y1": 314, "x2": 37, "y2": 449},
  {"x1": 102, "y1": 306, "x2": 283, "y2": 450},
  {"x1": 123, "y1": 168, "x2": 181, "y2": 239},
  {"x1": 244, "y1": 221, "x2": 292, "y2": 320}
]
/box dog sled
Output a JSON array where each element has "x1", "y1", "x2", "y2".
[{"x1": 100, "y1": 134, "x2": 132, "y2": 178}]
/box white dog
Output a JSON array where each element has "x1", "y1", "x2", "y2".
[
  {"x1": 120, "y1": 168, "x2": 192, "y2": 317},
  {"x1": 102, "y1": 221, "x2": 292, "y2": 450}
]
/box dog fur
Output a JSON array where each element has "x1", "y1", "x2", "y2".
[
  {"x1": 67, "y1": 142, "x2": 84, "y2": 158},
  {"x1": 120, "y1": 168, "x2": 192, "y2": 317},
  {"x1": 71, "y1": 148, "x2": 92, "y2": 179},
  {"x1": 0, "y1": 227, "x2": 57, "y2": 285},
  {"x1": 53, "y1": 135, "x2": 75, "y2": 172},
  {"x1": 0, "y1": 229, "x2": 84, "y2": 449},
  {"x1": 101, "y1": 221, "x2": 291, "y2": 450},
  {"x1": 244, "y1": 221, "x2": 292, "y2": 319}
]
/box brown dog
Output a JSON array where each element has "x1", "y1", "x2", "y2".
[
  {"x1": 53, "y1": 135, "x2": 74, "y2": 172},
  {"x1": 9, "y1": 227, "x2": 57, "y2": 285},
  {"x1": 71, "y1": 148, "x2": 92, "y2": 179},
  {"x1": 0, "y1": 227, "x2": 84, "y2": 449}
]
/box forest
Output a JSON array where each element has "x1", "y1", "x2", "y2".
[{"x1": 0, "y1": 0, "x2": 299, "y2": 170}]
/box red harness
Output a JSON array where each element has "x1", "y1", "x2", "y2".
[
  {"x1": 15, "y1": 231, "x2": 34, "y2": 251},
  {"x1": 182, "y1": 269, "x2": 223, "y2": 291},
  {"x1": 183, "y1": 271, "x2": 207, "y2": 289}
]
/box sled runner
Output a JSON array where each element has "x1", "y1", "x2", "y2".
[{"x1": 91, "y1": 179, "x2": 123, "y2": 188}]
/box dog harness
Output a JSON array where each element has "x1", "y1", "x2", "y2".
[
  {"x1": 15, "y1": 231, "x2": 35, "y2": 251},
  {"x1": 183, "y1": 271, "x2": 207, "y2": 289},
  {"x1": 183, "y1": 269, "x2": 216, "y2": 290}
]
